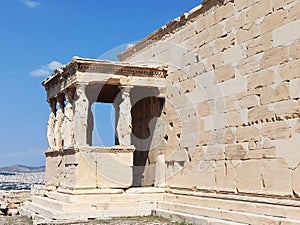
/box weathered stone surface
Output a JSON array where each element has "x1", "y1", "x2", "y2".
[
  {"x1": 247, "y1": 0, "x2": 272, "y2": 22},
  {"x1": 260, "y1": 9, "x2": 288, "y2": 34},
  {"x1": 274, "y1": 134, "x2": 300, "y2": 169},
  {"x1": 279, "y1": 58, "x2": 300, "y2": 81},
  {"x1": 248, "y1": 105, "x2": 275, "y2": 123},
  {"x1": 196, "y1": 101, "x2": 213, "y2": 117},
  {"x1": 236, "y1": 22, "x2": 260, "y2": 44},
  {"x1": 261, "y1": 122, "x2": 291, "y2": 140},
  {"x1": 273, "y1": 18, "x2": 300, "y2": 46},
  {"x1": 236, "y1": 160, "x2": 262, "y2": 193},
  {"x1": 261, "y1": 159, "x2": 292, "y2": 196},
  {"x1": 197, "y1": 131, "x2": 211, "y2": 146},
  {"x1": 216, "y1": 96, "x2": 237, "y2": 113},
  {"x1": 236, "y1": 126, "x2": 260, "y2": 142},
  {"x1": 214, "y1": 32, "x2": 235, "y2": 53},
  {"x1": 238, "y1": 94, "x2": 260, "y2": 109},
  {"x1": 237, "y1": 54, "x2": 261, "y2": 75},
  {"x1": 289, "y1": 38, "x2": 300, "y2": 60},
  {"x1": 214, "y1": 161, "x2": 236, "y2": 192},
  {"x1": 260, "y1": 82, "x2": 289, "y2": 105},
  {"x1": 223, "y1": 45, "x2": 244, "y2": 65},
  {"x1": 225, "y1": 110, "x2": 243, "y2": 127},
  {"x1": 247, "y1": 69, "x2": 274, "y2": 90},
  {"x1": 260, "y1": 46, "x2": 289, "y2": 69},
  {"x1": 225, "y1": 144, "x2": 247, "y2": 160},
  {"x1": 246, "y1": 33, "x2": 273, "y2": 57},
  {"x1": 235, "y1": 0, "x2": 258, "y2": 11},
  {"x1": 292, "y1": 165, "x2": 300, "y2": 196},
  {"x1": 214, "y1": 2, "x2": 234, "y2": 22},
  {"x1": 274, "y1": 100, "x2": 300, "y2": 119},
  {"x1": 214, "y1": 64, "x2": 235, "y2": 83},
  {"x1": 290, "y1": 78, "x2": 300, "y2": 98}
]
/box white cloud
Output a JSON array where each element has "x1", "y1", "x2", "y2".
[
  {"x1": 21, "y1": 0, "x2": 40, "y2": 8},
  {"x1": 30, "y1": 61, "x2": 63, "y2": 77}
]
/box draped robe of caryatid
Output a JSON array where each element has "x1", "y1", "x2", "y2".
[
  {"x1": 54, "y1": 108, "x2": 64, "y2": 149},
  {"x1": 47, "y1": 112, "x2": 56, "y2": 149},
  {"x1": 62, "y1": 103, "x2": 74, "y2": 147}
]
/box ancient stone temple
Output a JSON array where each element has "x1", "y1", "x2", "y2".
[{"x1": 21, "y1": 0, "x2": 300, "y2": 224}]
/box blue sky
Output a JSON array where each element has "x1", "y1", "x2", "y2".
[{"x1": 0, "y1": 0, "x2": 199, "y2": 167}]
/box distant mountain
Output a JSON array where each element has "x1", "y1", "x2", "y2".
[{"x1": 0, "y1": 164, "x2": 45, "y2": 173}]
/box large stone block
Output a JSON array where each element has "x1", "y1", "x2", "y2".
[
  {"x1": 207, "y1": 24, "x2": 227, "y2": 42},
  {"x1": 274, "y1": 133, "x2": 300, "y2": 169},
  {"x1": 214, "y1": 64, "x2": 235, "y2": 83},
  {"x1": 224, "y1": 45, "x2": 244, "y2": 65},
  {"x1": 236, "y1": 126, "x2": 261, "y2": 143},
  {"x1": 207, "y1": 53, "x2": 224, "y2": 70},
  {"x1": 219, "y1": 76, "x2": 247, "y2": 97},
  {"x1": 273, "y1": 18, "x2": 300, "y2": 46},
  {"x1": 195, "y1": 43, "x2": 213, "y2": 59},
  {"x1": 289, "y1": 38, "x2": 300, "y2": 60},
  {"x1": 261, "y1": 159, "x2": 292, "y2": 196},
  {"x1": 261, "y1": 121, "x2": 291, "y2": 140},
  {"x1": 196, "y1": 100, "x2": 213, "y2": 117},
  {"x1": 236, "y1": 160, "x2": 262, "y2": 193},
  {"x1": 260, "y1": 9, "x2": 288, "y2": 34},
  {"x1": 225, "y1": 110, "x2": 243, "y2": 127},
  {"x1": 260, "y1": 46, "x2": 289, "y2": 69},
  {"x1": 246, "y1": 0, "x2": 272, "y2": 23},
  {"x1": 290, "y1": 78, "x2": 300, "y2": 99},
  {"x1": 216, "y1": 96, "x2": 238, "y2": 113},
  {"x1": 236, "y1": 22, "x2": 260, "y2": 44},
  {"x1": 279, "y1": 58, "x2": 300, "y2": 81},
  {"x1": 214, "y1": 160, "x2": 236, "y2": 192},
  {"x1": 260, "y1": 82, "x2": 289, "y2": 105},
  {"x1": 235, "y1": 0, "x2": 259, "y2": 11},
  {"x1": 272, "y1": 0, "x2": 294, "y2": 10},
  {"x1": 274, "y1": 100, "x2": 300, "y2": 119},
  {"x1": 246, "y1": 32, "x2": 273, "y2": 57},
  {"x1": 214, "y1": 32, "x2": 235, "y2": 53},
  {"x1": 292, "y1": 165, "x2": 300, "y2": 196},
  {"x1": 225, "y1": 144, "x2": 248, "y2": 160},
  {"x1": 248, "y1": 105, "x2": 275, "y2": 123},
  {"x1": 237, "y1": 54, "x2": 261, "y2": 76},
  {"x1": 214, "y1": 2, "x2": 234, "y2": 22},
  {"x1": 247, "y1": 69, "x2": 274, "y2": 90},
  {"x1": 238, "y1": 94, "x2": 260, "y2": 109}
]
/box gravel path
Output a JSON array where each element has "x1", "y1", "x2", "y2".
[{"x1": 0, "y1": 215, "x2": 188, "y2": 225}]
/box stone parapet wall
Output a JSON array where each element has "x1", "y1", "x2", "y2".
[{"x1": 121, "y1": 0, "x2": 300, "y2": 198}]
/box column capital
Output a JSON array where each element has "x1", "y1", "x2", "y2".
[
  {"x1": 75, "y1": 82, "x2": 89, "y2": 90},
  {"x1": 64, "y1": 88, "x2": 75, "y2": 104},
  {"x1": 47, "y1": 98, "x2": 57, "y2": 113},
  {"x1": 56, "y1": 92, "x2": 66, "y2": 110},
  {"x1": 119, "y1": 85, "x2": 133, "y2": 93}
]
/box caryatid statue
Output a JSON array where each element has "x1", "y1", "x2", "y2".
[
  {"x1": 47, "y1": 98, "x2": 57, "y2": 149},
  {"x1": 62, "y1": 89, "x2": 75, "y2": 147},
  {"x1": 54, "y1": 94, "x2": 65, "y2": 149}
]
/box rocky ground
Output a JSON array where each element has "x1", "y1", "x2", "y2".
[{"x1": 0, "y1": 215, "x2": 190, "y2": 225}]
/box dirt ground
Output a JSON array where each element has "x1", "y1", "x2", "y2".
[{"x1": 0, "y1": 215, "x2": 190, "y2": 225}]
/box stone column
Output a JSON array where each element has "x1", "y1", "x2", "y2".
[
  {"x1": 116, "y1": 86, "x2": 133, "y2": 146},
  {"x1": 62, "y1": 88, "x2": 75, "y2": 148},
  {"x1": 73, "y1": 83, "x2": 89, "y2": 147},
  {"x1": 54, "y1": 93, "x2": 65, "y2": 149},
  {"x1": 47, "y1": 98, "x2": 57, "y2": 149}
]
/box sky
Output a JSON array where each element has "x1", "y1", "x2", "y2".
[{"x1": 0, "y1": 0, "x2": 199, "y2": 167}]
